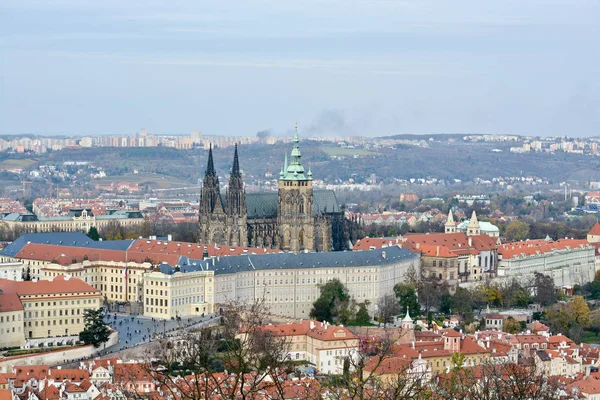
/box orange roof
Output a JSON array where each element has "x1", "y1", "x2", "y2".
[
  {"x1": 0, "y1": 290, "x2": 23, "y2": 312},
  {"x1": 530, "y1": 321, "x2": 549, "y2": 332},
  {"x1": 441, "y1": 329, "x2": 462, "y2": 338},
  {"x1": 363, "y1": 355, "x2": 412, "y2": 374},
  {"x1": 83, "y1": 356, "x2": 121, "y2": 371},
  {"x1": 515, "y1": 335, "x2": 547, "y2": 344},
  {"x1": 39, "y1": 385, "x2": 61, "y2": 400},
  {"x1": 65, "y1": 383, "x2": 86, "y2": 393},
  {"x1": 459, "y1": 336, "x2": 489, "y2": 355},
  {"x1": 0, "y1": 276, "x2": 98, "y2": 296},
  {"x1": 48, "y1": 368, "x2": 89, "y2": 382},
  {"x1": 352, "y1": 237, "x2": 401, "y2": 251},
  {"x1": 418, "y1": 244, "x2": 456, "y2": 258},
  {"x1": 0, "y1": 389, "x2": 11, "y2": 400},
  {"x1": 15, "y1": 240, "x2": 282, "y2": 266},
  {"x1": 13, "y1": 365, "x2": 49, "y2": 386},
  {"x1": 590, "y1": 222, "x2": 600, "y2": 236},
  {"x1": 250, "y1": 320, "x2": 357, "y2": 342},
  {"x1": 498, "y1": 239, "x2": 590, "y2": 260},
  {"x1": 113, "y1": 363, "x2": 153, "y2": 383},
  {"x1": 568, "y1": 376, "x2": 600, "y2": 395}
]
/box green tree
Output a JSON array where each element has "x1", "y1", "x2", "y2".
[
  {"x1": 376, "y1": 294, "x2": 401, "y2": 327},
  {"x1": 354, "y1": 301, "x2": 371, "y2": 325},
  {"x1": 102, "y1": 221, "x2": 124, "y2": 241},
  {"x1": 503, "y1": 317, "x2": 521, "y2": 334},
  {"x1": 533, "y1": 272, "x2": 557, "y2": 306},
  {"x1": 309, "y1": 279, "x2": 351, "y2": 324},
  {"x1": 79, "y1": 308, "x2": 111, "y2": 348},
  {"x1": 87, "y1": 227, "x2": 100, "y2": 241},
  {"x1": 393, "y1": 283, "x2": 420, "y2": 318},
  {"x1": 545, "y1": 296, "x2": 590, "y2": 342},
  {"x1": 504, "y1": 220, "x2": 530, "y2": 241},
  {"x1": 440, "y1": 293, "x2": 453, "y2": 315},
  {"x1": 452, "y1": 287, "x2": 474, "y2": 321}
]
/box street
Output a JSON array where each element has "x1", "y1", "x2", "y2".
[{"x1": 98, "y1": 313, "x2": 217, "y2": 355}]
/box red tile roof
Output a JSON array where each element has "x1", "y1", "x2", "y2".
[
  {"x1": 13, "y1": 365, "x2": 49, "y2": 386},
  {"x1": 0, "y1": 290, "x2": 23, "y2": 312},
  {"x1": 48, "y1": 368, "x2": 89, "y2": 382},
  {"x1": 590, "y1": 222, "x2": 600, "y2": 236},
  {"x1": 352, "y1": 237, "x2": 401, "y2": 251},
  {"x1": 498, "y1": 239, "x2": 591, "y2": 260},
  {"x1": 38, "y1": 385, "x2": 61, "y2": 400},
  {"x1": 250, "y1": 320, "x2": 357, "y2": 342},
  {"x1": 15, "y1": 240, "x2": 282, "y2": 266},
  {"x1": 568, "y1": 376, "x2": 600, "y2": 395},
  {"x1": 0, "y1": 389, "x2": 11, "y2": 400},
  {"x1": 0, "y1": 276, "x2": 98, "y2": 296}
]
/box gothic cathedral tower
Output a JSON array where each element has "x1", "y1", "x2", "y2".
[
  {"x1": 277, "y1": 126, "x2": 315, "y2": 252},
  {"x1": 225, "y1": 144, "x2": 248, "y2": 247},
  {"x1": 199, "y1": 145, "x2": 227, "y2": 244}
]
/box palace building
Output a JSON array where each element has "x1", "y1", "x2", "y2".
[{"x1": 199, "y1": 129, "x2": 347, "y2": 252}]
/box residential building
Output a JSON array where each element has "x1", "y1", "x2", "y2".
[
  {"x1": 238, "y1": 320, "x2": 359, "y2": 375},
  {"x1": 401, "y1": 216, "x2": 499, "y2": 285}
]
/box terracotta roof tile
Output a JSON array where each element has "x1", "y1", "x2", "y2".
[
  {"x1": 498, "y1": 239, "x2": 591, "y2": 260},
  {"x1": 0, "y1": 290, "x2": 23, "y2": 312},
  {"x1": 0, "y1": 276, "x2": 98, "y2": 296}
]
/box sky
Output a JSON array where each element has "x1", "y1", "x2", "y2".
[{"x1": 0, "y1": 0, "x2": 599, "y2": 138}]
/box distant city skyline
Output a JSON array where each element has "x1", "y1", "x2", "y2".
[{"x1": 1, "y1": 0, "x2": 598, "y2": 138}]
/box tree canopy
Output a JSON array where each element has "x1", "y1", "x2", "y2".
[
  {"x1": 309, "y1": 279, "x2": 351, "y2": 324},
  {"x1": 393, "y1": 283, "x2": 420, "y2": 318},
  {"x1": 86, "y1": 227, "x2": 100, "y2": 241},
  {"x1": 79, "y1": 308, "x2": 111, "y2": 348},
  {"x1": 504, "y1": 220, "x2": 530, "y2": 241}
]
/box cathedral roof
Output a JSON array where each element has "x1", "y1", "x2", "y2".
[
  {"x1": 219, "y1": 190, "x2": 341, "y2": 219},
  {"x1": 204, "y1": 245, "x2": 417, "y2": 275}
]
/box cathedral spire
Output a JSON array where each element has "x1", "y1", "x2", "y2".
[
  {"x1": 206, "y1": 144, "x2": 216, "y2": 177},
  {"x1": 231, "y1": 143, "x2": 241, "y2": 177},
  {"x1": 281, "y1": 123, "x2": 310, "y2": 181}
]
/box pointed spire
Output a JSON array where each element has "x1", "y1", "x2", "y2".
[
  {"x1": 470, "y1": 210, "x2": 478, "y2": 224},
  {"x1": 281, "y1": 122, "x2": 309, "y2": 181},
  {"x1": 402, "y1": 307, "x2": 413, "y2": 322},
  {"x1": 206, "y1": 144, "x2": 216, "y2": 177},
  {"x1": 447, "y1": 210, "x2": 454, "y2": 224},
  {"x1": 231, "y1": 143, "x2": 240, "y2": 177}
]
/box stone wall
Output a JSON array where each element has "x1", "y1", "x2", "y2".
[{"x1": 0, "y1": 331, "x2": 118, "y2": 373}]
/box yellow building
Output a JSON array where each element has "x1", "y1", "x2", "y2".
[
  {"x1": 40, "y1": 260, "x2": 151, "y2": 304},
  {"x1": 143, "y1": 267, "x2": 214, "y2": 319},
  {"x1": 0, "y1": 276, "x2": 102, "y2": 341},
  {"x1": 0, "y1": 210, "x2": 144, "y2": 235},
  {"x1": 0, "y1": 290, "x2": 26, "y2": 348}
]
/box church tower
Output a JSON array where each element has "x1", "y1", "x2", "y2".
[
  {"x1": 199, "y1": 145, "x2": 227, "y2": 244},
  {"x1": 277, "y1": 126, "x2": 315, "y2": 252},
  {"x1": 467, "y1": 210, "x2": 480, "y2": 236},
  {"x1": 445, "y1": 210, "x2": 456, "y2": 233},
  {"x1": 225, "y1": 144, "x2": 248, "y2": 247}
]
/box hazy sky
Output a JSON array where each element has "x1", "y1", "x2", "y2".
[{"x1": 1, "y1": 0, "x2": 598, "y2": 137}]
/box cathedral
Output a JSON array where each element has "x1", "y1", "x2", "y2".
[{"x1": 198, "y1": 130, "x2": 348, "y2": 252}]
